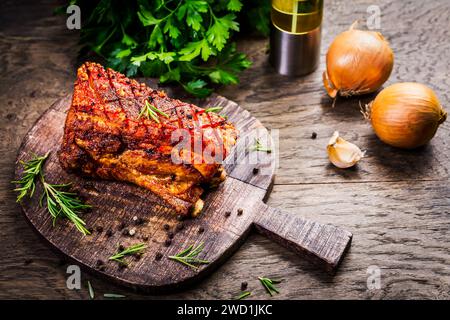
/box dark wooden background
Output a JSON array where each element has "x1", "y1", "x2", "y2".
[{"x1": 0, "y1": 0, "x2": 449, "y2": 299}]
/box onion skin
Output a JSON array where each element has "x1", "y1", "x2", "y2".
[
  {"x1": 323, "y1": 23, "x2": 394, "y2": 98},
  {"x1": 370, "y1": 83, "x2": 447, "y2": 149}
]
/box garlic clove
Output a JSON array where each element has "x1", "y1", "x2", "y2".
[{"x1": 327, "y1": 131, "x2": 364, "y2": 169}]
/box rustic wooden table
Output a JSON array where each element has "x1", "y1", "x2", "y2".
[{"x1": 1, "y1": 0, "x2": 449, "y2": 299}]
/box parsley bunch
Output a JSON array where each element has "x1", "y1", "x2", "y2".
[{"x1": 64, "y1": 0, "x2": 270, "y2": 97}]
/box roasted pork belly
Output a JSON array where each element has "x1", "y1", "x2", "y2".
[{"x1": 58, "y1": 62, "x2": 238, "y2": 216}]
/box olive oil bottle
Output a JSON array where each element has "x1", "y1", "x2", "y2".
[{"x1": 269, "y1": 0, "x2": 324, "y2": 76}]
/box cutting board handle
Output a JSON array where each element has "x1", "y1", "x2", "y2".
[{"x1": 253, "y1": 203, "x2": 352, "y2": 272}]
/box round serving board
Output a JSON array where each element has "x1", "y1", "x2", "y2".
[{"x1": 15, "y1": 82, "x2": 352, "y2": 292}]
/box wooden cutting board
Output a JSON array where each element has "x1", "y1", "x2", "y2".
[{"x1": 15, "y1": 85, "x2": 352, "y2": 292}]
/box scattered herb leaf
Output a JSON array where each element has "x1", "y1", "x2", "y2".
[
  {"x1": 250, "y1": 139, "x2": 272, "y2": 153},
  {"x1": 103, "y1": 293, "x2": 126, "y2": 299},
  {"x1": 109, "y1": 243, "x2": 147, "y2": 265},
  {"x1": 235, "y1": 291, "x2": 251, "y2": 300},
  {"x1": 87, "y1": 281, "x2": 94, "y2": 300},
  {"x1": 204, "y1": 107, "x2": 222, "y2": 113},
  {"x1": 258, "y1": 277, "x2": 282, "y2": 296},
  {"x1": 168, "y1": 243, "x2": 209, "y2": 270}
]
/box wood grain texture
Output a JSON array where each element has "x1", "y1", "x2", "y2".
[
  {"x1": 14, "y1": 91, "x2": 350, "y2": 291},
  {"x1": 0, "y1": 0, "x2": 449, "y2": 299}
]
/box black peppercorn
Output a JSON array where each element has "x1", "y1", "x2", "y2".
[
  {"x1": 122, "y1": 228, "x2": 129, "y2": 236},
  {"x1": 142, "y1": 235, "x2": 149, "y2": 241},
  {"x1": 198, "y1": 227, "x2": 205, "y2": 234},
  {"x1": 168, "y1": 232, "x2": 175, "y2": 239},
  {"x1": 311, "y1": 132, "x2": 317, "y2": 139},
  {"x1": 118, "y1": 244, "x2": 125, "y2": 251},
  {"x1": 241, "y1": 282, "x2": 248, "y2": 291},
  {"x1": 96, "y1": 259, "x2": 104, "y2": 267},
  {"x1": 176, "y1": 215, "x2": 184, "y2": 221},
  {"x1": 252, "y1": 168, "x2": 259, "y2": 175},
  {"x1": 225, "y1": 211, "x2": 231, "y2": 217},
  {"x1": 176, "y1": 223, "x2": 184, "y2": 231},
  {"x1": 106, "y1": 229, "x2": 113, "y2": 237},
  {"x1": 96, "y1": 226, "x2": 103, "y2": 233},
  {"x1": 164, "y1": 239, "x2": 172, "y2": 247},
  {"x1": 163, "y1": 224, "x2": 170, "y2": 231},
  {"x1": 237, "y1": 208, "x2": 244, "y2": 216},
  {"x1": 155, "y1": 252, "x2": 163, "y2": 261}
]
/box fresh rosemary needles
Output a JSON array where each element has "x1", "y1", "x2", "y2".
[
  {"x1": 138, "y1": 100, "x2": 169, "y2": 123},
  {"x1": 235, "y1": 291, "x2": 251, "y2": 300},
  {"x1": 109, "y1": 243, "x2": 147, "y2": 265},
  {"x1": 13, "y1": 152, "x2": 49, "y2": 202},
  {"x1": 168, "y1": 243, "x2": 209, "y2": 270},
  {"x1": 204, "y1": 106, "x2": 222, "y2": 113},
  {"x1": 13, "y1": 152, "x2": 91, "y2": 235},
  {"x1": 258, "y1": 277, "x2": 282, "y2": 296},
  {"x1": 250, "y1": 139, "x2": 272, "y2": 153},
  {"x1": 40, "y1": 180, "x2": 91, "y2": 235}
]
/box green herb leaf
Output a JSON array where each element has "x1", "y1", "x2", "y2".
[
  {"x1": 204, "y1": 107, "x2": 223, "y2": 113},
  {"x1": 138, "y1": 100, "x2": 169, "y2": 122},
  {"x1": 227, "y1": 0, "x2": 243, "y2": 12},
  {"x1": 206, "y1": 14, "x2": 239, "y2": 51},
  {"x1": 182, "y1": 79, "x2": 213, "y2": 98},
  {"x1": 250, "y1": 139, "x2": 272, "y2": 153},
  {"x1": 137, "y1": 6, "x2": 162, "y2": 26},
  {"x1": 103, "y1": 293, "x2": 126, "y2": 299},
  {"x1": 109, "y1": 243, "x2": 147, "y2": 265},
  {"x1": 168, "y1": 242, "x2": 209, "y2": 270},
  {"x1": 235, "y1": 291, "x2": 251, "y2": 300},
  {"x1": 87, "y1": 281, "x2": 95, "y2": 300},
  {"x1": 258, "y1": 277, "x2": 282, "y2": 296}
]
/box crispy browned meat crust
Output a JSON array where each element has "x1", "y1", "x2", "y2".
[{"x1": 58, "y1": 62, "x2": 238, "y2": 215}]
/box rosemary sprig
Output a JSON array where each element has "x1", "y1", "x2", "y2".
[
  {"x1": 235, "y1": 291, "x2": 251, "y2": 300},
  {"x1": 204, "y1": 106, "x2": 222, "y2": 113},
  {"x1": 109, "y1": 243, "x2": 147, "y2": 265},
  {"x1": 13, "y1": 152, "x2": 91, "y2": 235},
  {"x1": 138, "y1": 100, "x2": 169, "y2": 123},
  {"x1": 250, "y1": 139, "x2": 272, "y2": 153},
  {"x1": 103, "y1": 293, "x2": 126, "y2": 299},
  {"x1": 40, "y1": 179, "x2": 91, "y2": 235},
  {"x1": 168, "y1": 243, "x2": 210, "y2": 270},
  {"x1": 87, "y1": 281, "x2": 95, "y2": 300},
  {"x1": 258, "y1": 277, "x2": 282, "y2": 296},
  {"x1": 12, "y1": 152, "x2": 49, "y2": 202}
]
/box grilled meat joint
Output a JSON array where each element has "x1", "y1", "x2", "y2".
[{"x1": 59, "y1": 62, "x2": 238, "y2": 216}]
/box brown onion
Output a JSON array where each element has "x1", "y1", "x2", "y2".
[
  {"x1": 369, "y1": 82, "x2": 447, "y2": 149},
  {"x1": 323, "y1": 22, "x2": 394, "y2": 98}
]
